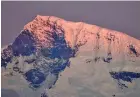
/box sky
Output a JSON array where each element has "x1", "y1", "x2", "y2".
[{"x1": 1, "y1": 1, "x2": 140, "y2": 46}]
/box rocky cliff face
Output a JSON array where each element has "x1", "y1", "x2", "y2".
[{"x1": 1, "y1": 15, "x2": 140, "y2": 97}]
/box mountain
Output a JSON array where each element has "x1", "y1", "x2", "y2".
[{"x1": 1, "y1": 15, "x2": 140, "y2": 97}]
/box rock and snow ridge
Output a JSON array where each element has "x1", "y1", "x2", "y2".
[{"x1": 1, "y1": 15, "x2": 140, "y2": 97}]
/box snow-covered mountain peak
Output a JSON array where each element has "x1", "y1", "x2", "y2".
[{"x1": 2, "y1": 15, "x2": 140, "y2": 97}]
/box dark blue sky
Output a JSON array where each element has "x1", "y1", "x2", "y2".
[{"x1": 1, "y1": 1, "x2": 140, "y2": 46}]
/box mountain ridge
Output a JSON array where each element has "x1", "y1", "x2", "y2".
[{"x1": 24, "y1": 15, "x2": 140, "y2": 41}]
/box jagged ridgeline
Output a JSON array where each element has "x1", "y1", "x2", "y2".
[{"x1": 1, "y1": 29, "x2": 76, "y2": 90}]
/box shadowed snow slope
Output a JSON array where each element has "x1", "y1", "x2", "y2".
[{"x1": 1, "y1": 15, "x2": 140, "y2": 97}]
